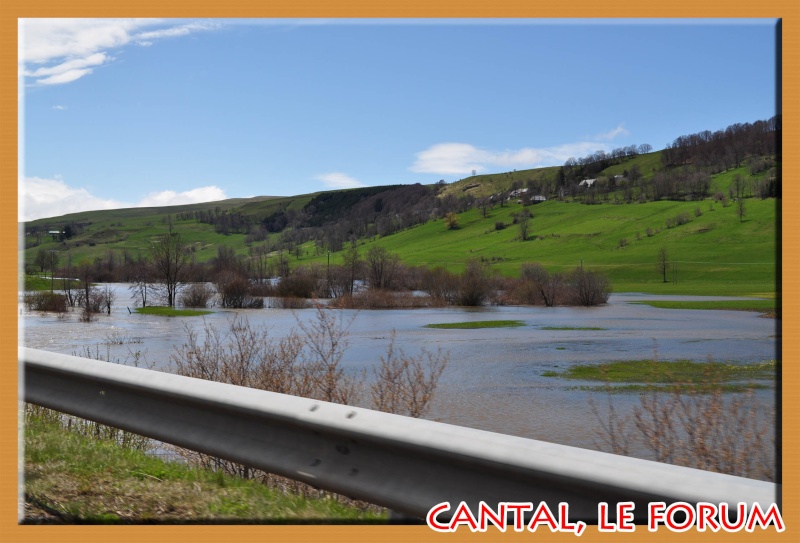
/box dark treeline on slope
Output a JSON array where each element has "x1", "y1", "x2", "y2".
[
  {"x1": 554, "y1": 116, "x2": 780, "y2": 204},
  {"x1": 661, "y1": 116, "x2": 780, "y2": 173},
  {"x1": 559, "y1": 143, "x2": 653, "y2": 186}
]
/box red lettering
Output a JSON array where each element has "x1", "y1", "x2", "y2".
[
  {"x1": 450, "y1": 501, "x2": 478, "y2": 531},
  {"x1": 559, "y1": 503, "x2": 586, "y2": 535},
  {"x1": 506, "y1": 502, "x2": 533, "y2": 532},
  {"x1": 528, "y1": 502, "x2": 558, "y2": 532},
  {"x1": 426, "y1": 502, "x2": 450, "y2": 532},
  {"x1": 598, "y1": 502, "x2": 616, "y2": 532},
  {"x1": 746, "y1": 503, "x2": 785, "y2": 532},
  {"x1": 665, "y1": 502, "x2": 695, "y2": 532},
  {"x1": 478, "y1": 501, "x2": 506, "y2": 532},
  {"x1": 720, "y1": 502, "x2": 747, "y2": 532},
  {"x1": 696, "y1": 502, "x2": 720, "y2": 532},
  {"x1": 617, "y1": 502, "x2": 635, "y2": 532},
  {"x1": 648, "y1": 502, "x2": 666, "y2": 532}
]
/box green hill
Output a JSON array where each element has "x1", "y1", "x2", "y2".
[{"x1": 21, "y1": 135, "x2": 779, "y2": 298}]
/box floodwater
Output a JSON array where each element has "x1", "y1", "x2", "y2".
[{"x1": 20, "y1": 285, "x2": 779, "y2": 455}]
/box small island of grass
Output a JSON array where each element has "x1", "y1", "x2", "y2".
[
  {"x1": 543, "y1": 359, "x2": 776, "y2": 393},
  {"x1": 424, "y1": 320, "x2": 526, "y2": 330},
  {"x1": 135, "y1": 307, "x2": 212, "y2": 317},
  {"x1": 634, "y1": 299, "x2": 778, "y2": 318},
  {"x1": 541, "y1": 326, "x2": 606, "y2": 331}
]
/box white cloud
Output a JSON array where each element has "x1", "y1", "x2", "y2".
[
  {"x1": 20, "y1": 176, "x2": 128, "y2": 221},
  {"x1": 315, "y1": 172, "x2": 366, "y2": 189},
  {"x1": 410, "y1": 141, "x2": 613, "y2": 176},
  {"x1": 20, "y1": 19, "x2": 217, "y2": 86},
  {"x1": 137, "y1": 186, "x2": 227, "y2": 208},
  {"x1": 52, "y1": 105, "x2": 66, "y2": 110},
  {"x1": 596, "y1": 124, "x2": 629, "y2": 141},
  {"x1": 19, "y1": 176, "x2": 228, "y2": 221}
]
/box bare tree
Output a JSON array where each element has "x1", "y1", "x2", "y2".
[
  {"x1": 657, "y1": 247, "x2": 669, "y2": 283},
  {"x1": 150, "y1": 223, "x2": 192, "y2": 307},
  {"x1": 365, "y1": 246, "x2": 399, "y2": 290},
  {"x1": 341, "y1": 241, "x2": 361, "y2": 296}
]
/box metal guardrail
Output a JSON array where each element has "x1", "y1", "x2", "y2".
[{"x1": 21, "y1": 347, "x2": 779, "y2": 522}]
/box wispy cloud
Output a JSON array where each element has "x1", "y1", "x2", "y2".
[
  {"x1": 137, "y1": 186, "x2": 227, "y2": 208},
  {"x1": 595, "y1": 124, "x2": 629, "y2": 141},
  {"x1": 19, "y1": 176, "x2": 228, "y2": 221},
  {"x1": 52, "y1": 105, "x2": 66, "y2": 110},
  {"x1": 315, "y1": 172, "x2": 366, "y2": 190},
  {"x1": 20, "y1": 19, "x2": 218, "y2": 86},
  {"x1": 410, "y1": 140, "x2": 613, "y2": 176}
]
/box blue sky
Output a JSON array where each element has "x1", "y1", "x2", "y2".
[{"x1": 19, "y1": 18, "x2": 777, "y2": 221}]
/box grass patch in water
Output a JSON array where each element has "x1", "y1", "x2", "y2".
[
  {"x1": 424, "y1": 320, "x2": 526, "y2": 329},
  {"x1": 544, "y1": 359, "x2": 776, "y2": 391},
  {"x1": 570, "y1": 383, "x2": 771, "y2": 394},
  {"x1": 541, "y1": 326, "x2": 606, "y2": 331},
  {"x1": 633, "y1": 299, "x2": 778, "y2": 318},
  {"x1": 135, "y1": 307, "x2": 212, "y2": 317}
]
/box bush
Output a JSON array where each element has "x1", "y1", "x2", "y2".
[
  {"x1": 566, "y1": 267, "x2": 611, "y2": 306},
  {"x1": 24, "y1": 291, "x2": 67, "y2": 313},
  {"x1": 456, "y1": 259, "x2": 492, "y2": 306},
  {"x1": 494, "y1": 221, "x2": 506, "y2": 231},
  {"x1": 215, "y1": 271, "x2": 263, "y2": 308},
  {"x1": 591, "y1": 385, "x2": 775, "y2": 481},
  {"x1": 180, "y1": 282, "x2": 215, "y2": 308}
]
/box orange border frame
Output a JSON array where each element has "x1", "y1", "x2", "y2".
[{"x1": 2, "y1": 3, "x2": 797, "y2": 542}]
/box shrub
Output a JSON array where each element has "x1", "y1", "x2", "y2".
[
  {"x1": 24, "y1": 291, "x2": 67, "y2": 313},
  {"x1": 422, "y1": 267, "x2": 459, "y2": 304},
  {"x1": 618, "y1": 238, "x2": 629, "y2": 248},
  {"x1": 494, "y1": 221, "x2": 506, "y2": 231},
  {"x1": 215, "y1": 271, "x2": 264, "y2": 308},
  {"x1": 180, "y1": 282, "x2": 215, "y2": 308},
  {"x1": 591, "y1": 385, "x2": 775, "y2": 481},
  {"x1": 456, "y1": 259, "x2": 492, "y2": 306},
  {"x1": 566, "y1": 267, "x2": 611, "y2": 306}
]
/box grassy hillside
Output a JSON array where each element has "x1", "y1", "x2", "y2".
[
  {"x1": 303, "y1": 196, "x2": 776, "y2": 296},
  {"x1": 21, "y1": 160, "x2": 778, "y2": 297}
]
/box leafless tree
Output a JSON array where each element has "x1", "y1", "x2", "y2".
[
  {"x1": 150, "y1": 222, "x2": 192, "y2": 307},
  {"x1": 657, "y1": 247, "x2": 669, "y2": 283}
]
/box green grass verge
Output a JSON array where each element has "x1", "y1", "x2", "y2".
[
  {"x1": 424, "y1": 320, "x2": 526, "y2": 329},
  {"x1": 541, "y1": 326, "x2": 606, "y2": 331},
  {"x1": 135, "y1": 307, "x2": 212, "y2": 317},
  {"x1": 24, "y1": 409, "x2": 387, "y2": 524},
  {"x1": 633, "y1": 299, "x2": 778, "y2": 318},
  {"x1": 542, "y1": 359, "x2": 776, "y2": 392}
]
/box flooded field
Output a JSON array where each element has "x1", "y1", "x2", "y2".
[{"x1": 21, "y1": 285, "x2": 779, "y2": 455}]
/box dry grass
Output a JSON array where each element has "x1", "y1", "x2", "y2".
[{"x1": 590, "y1": 384, "x2": 775, "y2": 481}]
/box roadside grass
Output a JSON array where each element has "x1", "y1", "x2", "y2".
[
  {"x1": 542, "y1": 359, "x2": 776, "y2": 393},
  {"x1": 424, "y1": 320, "x2": 526, "y2": 329},
  {"x1": 23, "y1": 409, "x2": 387, "y2": 524},
  {"x1": 632, "y1": 299, "x2": 778, "y2": 318},
  {"x1": 541, "y1": 326, "x2": 606, "y2": 331},
  {"x1": 135, "y1": 307, "x2": 212, "y2": 317}
]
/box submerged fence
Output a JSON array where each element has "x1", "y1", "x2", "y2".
[{"x1": 21, "y1": 347, "x2": 778, "y2": 522}]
